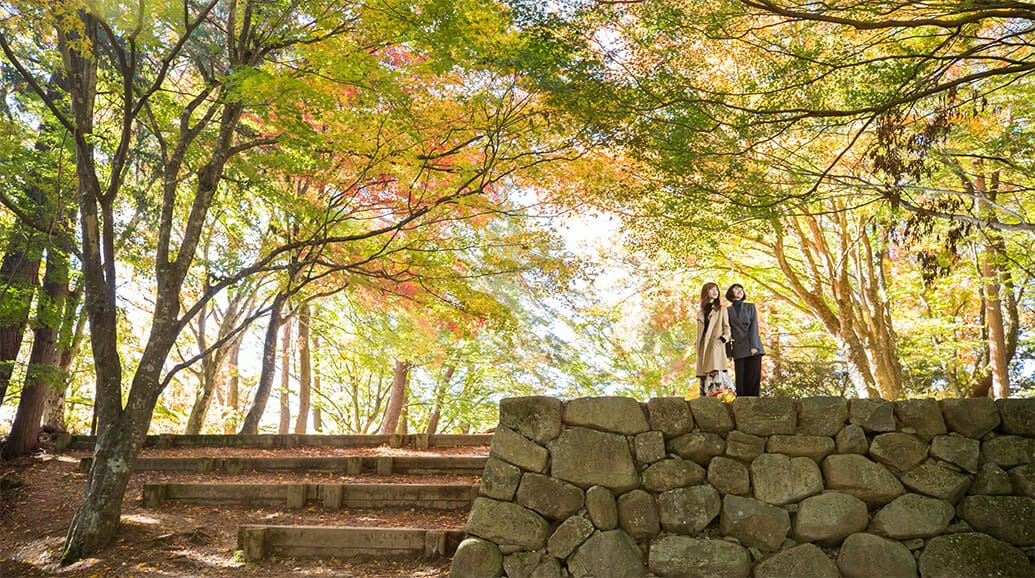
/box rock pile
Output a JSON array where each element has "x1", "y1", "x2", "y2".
[{"x1": 450, "y1": 396, "x2": 1035, "y2": 577}]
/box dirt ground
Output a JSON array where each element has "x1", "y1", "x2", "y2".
[{"x1": 0, "y1": 444, "x2": 487, "y2": 577}]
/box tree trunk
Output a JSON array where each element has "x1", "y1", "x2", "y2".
[
  {"x1": 58, "y1": 11, "x2": 127, "y2": 562},
  {"x1": 227, "y1": 338, "x2": 240, "y2": 409},
  {"x1": 62, "y1": 414, "x2": 140, "y2": 561},
  {"x1": 42, "y1": 272, "x2": 85, "y2": 432},
  {"x1": 184, "y1": 301, "x2": 216, "y2": 435},
  {"x1": 2, "y1": 244, "x2": 70, "y2": 459},
  {"x1": 240, "y1": 292, "x2": 288, "y2": 435},
  {"x1": 278, "y1": 312, "x2": 292, "y2": 434},
  {"x1": 351, "y1": 371, "x2": 363, "y2": 433},
  {"x1": 312, "y1": 335, "x2": 322, "y2": 432},
  {"x1": 58, "y1": 0, "x2": 257, "y2": 559},
  {"x1": 41, "y1": 383, "x2": 67, "y2": 432},
  {"x1": 0, "y1": 74, "x2": 65, "y2": 408},
  {"x1": 769, "y1": 219, "x2": 883, "y2": 398},
  {"x1": 0, "y1": 235, "x2": 43, "y2": 407},
  {"x1": 379, "y1": 359, "x2": 410, "y2": 434},
  {"x1": 982, "y1": 250, "x2": 1011, "y2": 398},
  {"x1": 184, "y1": 359, "x2": 219, "y2": 434},
  {"x1": 294, "y1": 302, "x2": 311, "y2": 434},
  {"x1": 426, "y1": 364, "x2": 455, "y2": 436},
  {"x1": 974, "y1": 167, "x2": 1011, "y2": 398}
]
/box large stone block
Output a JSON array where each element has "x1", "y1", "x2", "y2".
[
  {"x1": 568, "y1": 530, "x2": 646, "y2": 578},
  {"x1": 465, "y1": 498, "x2": 551, "y2": 550},
  {"x1": 634, "y1": 430, "x2": 666, "y2": 465},
  {"x1": 918, "y1": 533, "x2": 1034, "y2": 578},
  {"x1": 798, "y1": 396, "x2": 848, "y2": 437},
  {"x1": 900, "y1": 463, "x2": 971, "y2": 504},
  {"x1": 754, "y1": 543, "x2": 840, "y2": 578},
  {"x1": 648, "y1": 536, "x2": 751, "y2": 578},
  {"x1": 940, "y1": 398, "x2": 1000, "y2": 439},
  {"x1": 490, "y1": 426, "x2": 549, "y2": 473},
  {"x1": 969, "y1": 463, "x2": 1014, "y2": 496},
  {"x1": 668, "y1": 431, "x2": 725, "y2": 466},
  {"x1": 515, "y1": 472, "x2": 584, "y2": 521},
  {"x1": 982, "y1": 435, "x2": 1035, "y2": 468},
  {"x1": 793, "y1": 491, "x2": 869, "y2": 546},
  {"x1": 731, "y1": 397, "x2": 796, "y2": 435},
  {"x1": 642, "y1": 458, "x2": 706, "y2": 493},
  {"x1": 617, "y1": 489, "x2": 660, "y2": 539},
  {"x1": 585, "y1": 485, "x2": 618, "y2": 530},
  {"x1": 751, "y1": 453, "x2": 823, "y2": 506},
  {"x1": 766, "y1": 434, "x2": 835, "y2": 462},
  {"x1": 893, "y1": 399, "x2": 946, "y2": 441},
  {"x1": 532, "y1": 556, "x2": 562, "y2": 578},
  {"x1": 725, "y1": 430, "x2": 765, "y2": 462},
  {"x1": 658, "y1": 485, "x2": 721, "y2": 535},
  {"x1": 449, "y1": 537, "x2": 503, "y2": 578},
  {"x1": 868, "y1": 493, "x2": 955, "y2": 539},
  {"x1": 1009, "y1": 463, "x2": 1035, "y2": 498},
  {"x1": 507, "y1": 551, "x2": 563, "y2": 578},
  {"x1": 958, "y1": 495, "x2": 1035, "y2": 546},
  {"x1": 500, "y1": 396, "x2": 562, "y2": 444},
  {"x1": 480, "y1": 457, "x2": 522, "y2": 501},
  {"x1": 930, "y1": 433, "x2": 980, "y2": 474},
  {"x1": 997, "y1": 398, "x2": 1035, "y2": 436},
  {"x1": 547, "y1": 515, "x2": 595, "y2": 560},
  {"x1": 707, "y1": 456, "x2": 751, "y2": 496},
  {"x1": 563, "y1": 396, "x2": 649, "y2": 435},
  {"x1": 719, "y1": 494, "x2": 790, "y2": 552},
  {"x1": 835, "y1": 424, "x2": 869, "y2": 454},
  {"x1": 849, "y1": 399, "x2": 896, "y2": 433},
  {"x1": 822, "y1": 454, "x2": 904, "y2": 507},
  {"x1": 502, "y1": 551, "x2": 539, "y2": 578},
  {"x1": 868, "y1": 432, "x2": 928, "y2": 475},
  {"x1": 689, "y1": 396, "x2": 733, "y2": 434},
  {"x1": 549, "y1": 427, "x2": 638, "y2": 492},
  {"x1": 647, "y1": 397, "x2": 693, "y2": 439},
  {"x1": 837, "y1": 533, "x2": 917, "y2": 578}
]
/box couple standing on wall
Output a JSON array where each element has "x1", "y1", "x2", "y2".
[{"x1": 696, "y1": 282, "x2": 765, "y2": 398}]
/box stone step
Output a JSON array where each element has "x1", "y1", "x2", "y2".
[
  {"x1": 142, "y1": 482, "x2": 480, "y2": 510},
  {"x1": 61, "y1": 432, "x2": 491, "y2": 451},
  {"x1": 236, "y1": 525, "x2": 465, "y2": 561},
  {"x1": 79, "y1": 455, "x2": 488, "y2": 476}
]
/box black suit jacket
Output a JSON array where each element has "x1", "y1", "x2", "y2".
[{"x1": 727, "y1": 302, "x2": 765, "y2": 359}]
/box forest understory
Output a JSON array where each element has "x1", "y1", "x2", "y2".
[{"x1": 0, "y1": 444, "x2": 485, "y2": 577}]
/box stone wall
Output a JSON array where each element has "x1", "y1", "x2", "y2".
[{"x1": 449, "y1": 396, "x2": 1035, "y2": 577}]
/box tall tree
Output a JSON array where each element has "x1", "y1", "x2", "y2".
[
  {"x1": 182, "y1": 281, "x2": 255, "y2": 434},
  {"x1": 379, "y1": 359, "x2": 411, "y2": 435},
  {"x1": 239, "y1": 291, "x2": 289, "y2": 435},
  {"x1": 41, "y1": 278, "x2": 85, "y2": 432},
  {"x1": 2, "y1": 237, "x2": 72, "y2": 458},
  {"x1": 278, "y1": 310, "x2": 292, "y2": 434},
  {"x1": 0, "y1": 74, "x2": 69, "y2": 407},
  {"x1": 294, "y1": 301, "x2": 311, "y2": 434},
  {"x1": 311, "y1": 334, "x2": 322, "y2": 432}
]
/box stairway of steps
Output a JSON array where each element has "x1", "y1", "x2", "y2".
[{"x1": 65, "y1": 433, "x2": 489, "y2": 574}]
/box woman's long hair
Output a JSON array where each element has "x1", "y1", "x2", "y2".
[{"x1": 700, "y1": 282, "x2": 721, "y2": 317}]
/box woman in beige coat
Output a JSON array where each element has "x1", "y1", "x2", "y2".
[{"x1": 696, "y1": 282, "x2": 732, "y2": 396}]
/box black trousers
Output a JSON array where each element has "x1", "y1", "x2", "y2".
[{"x1": 734, "y1": 355, "x2": 762, "y2": 397}]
